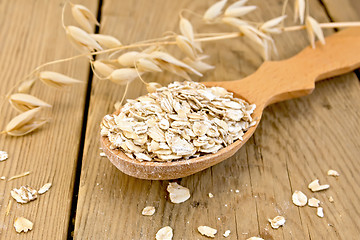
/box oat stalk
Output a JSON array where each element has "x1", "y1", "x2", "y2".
[{"x1": 3, "y1": 0, "x2": 360, "y2": 136}]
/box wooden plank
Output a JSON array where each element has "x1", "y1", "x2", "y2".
[
  {"x1": 321, "y1": 0, "x2": 360, "y2": 22},
  {"x1": 0, "y1": 0, "x2": 98, "y2": 239},
  {"x1": 74, "y1": 0, "x2": 360, "y2": 239}
]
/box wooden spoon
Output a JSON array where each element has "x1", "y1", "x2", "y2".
[{"x1": 101, "y1": 27, "x2": 360, "y2": 180}]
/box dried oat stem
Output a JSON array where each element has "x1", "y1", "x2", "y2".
[
  {"x1": 281, "y1": 0, "x2": 289, "y2": 28},
  {"x1": 7, "y1": 171, "x2": 31, "y2": 181},
  {"x1": 5, "y1": 200, "x2": 12, "y2": 216},
  {"x1": 118, "y1": 82, "x2": 129, "y2": 107},
  {"x1": 61, "y1": 0, "x2": 69, "y2": 30},
  {"x1": 11, "y1": 20, "x2": 360, "y2": 94},
  {"x1": 284, "y1": 21, "x2": 360, "y2": 31},
  {"x1": 179, "y1": 8, "x2": 204, "y2": 19}
]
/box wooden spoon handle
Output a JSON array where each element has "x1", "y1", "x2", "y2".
[{"x1": 230, "y1": 27, "x2": 360, "y2": 109}]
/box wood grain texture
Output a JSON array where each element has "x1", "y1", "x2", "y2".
[
  {"x1": 74, "y1": 0, "x2": 360, "y2": 239},
  {"x1": 321, "y1": 0, "x2": 360, "y2": 22},
  {"x1": 0, "y1": 0, "x2": 98, "y2": 239}
]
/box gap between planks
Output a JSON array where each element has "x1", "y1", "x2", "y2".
[{"x1": 66, "y1": 0, "x2": 104, "y2": 238}]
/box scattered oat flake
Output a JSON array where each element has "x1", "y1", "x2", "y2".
[
  {"x1": 235, "y1": 189, "x2": 240, "y2": 193},
  {"x1": 142, "y1": 206, "x2": 155, "y2": 216},
  {"x1": 7, "y1": 171, "x2": 31, "y2": 181},
  {"x1": 247, "y1": 237, "x2": 264, "y2": 240},
  {"x1": 167, "y1": 182, "x2": 190, "y2": 203},
  {"x1": 0, "y1": 151, "x2": 8, "y2": 161},
  {"x1": 198, "y1": 226, "x2": 217, "y2": 238},
  {"x1": 208, "y1": 193, "x2": 214, "y2": 198},
  {"x1": 308, "y1": 179, "x2": 330, "y2": 192},
  {"x1": 268, "y1": 216, "x2": 285, "y2": 229},
  {"x1": 100, "y1": 152, "x2": 106, "y2": 157},
  {"x1": 308, "y1": 197, "x2": 320, "y2": 207},
  {"x1": 223, "y1": 230, "x2": 231, "y2": 237},
  {"x1": 38, "y1": 183, "x2": 52, "y2": 194},
  {"x1": 292, "y1": 190, "x2": 307, "y2": 206},
  {"x1": 14, "y1": 217, "x2": 33, "y2": 233},
  {"x1": 1, "y1": 176, "x2": 5, "y2": 180},
  {"x1": 317, "y1": 207, "x2": 324, "y2": 218},
  {"x1": 327, "y1": 169, "x2": 340, "y2": 177},
  {"x1": 329, "y1": 196, "x2": 334, "y2": 203},
  {"x1": 11, "y1": 185, "x2": 38, "y2": 204},
  {"x1": 155, "y1": 226, "x2": 173, "y2": 240}
]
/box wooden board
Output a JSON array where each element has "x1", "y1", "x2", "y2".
[
  {"x1": 74, "y1": 0, "x2": 360, "y2": 239},
  {"x1": 0, "y1": 0, "x2": 98, "y2": 239},
  {"x1": 322, "y1": 0, "x2": 360, "y2": 22}
]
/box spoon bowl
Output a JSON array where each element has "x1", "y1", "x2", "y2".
[{"x1": 101, "y1": 27, "x2": 360, "y2": 180}]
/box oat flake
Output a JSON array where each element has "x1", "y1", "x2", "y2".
[
  {"x1": 247, "y1": 237, "x2": 264, "y2": 240},
  {"x1": 167, "y1": 182, "x2": 190, "y2": 203},
  {"x1": 38, "y1": 183, "x2": 52, "y2": 194},
  {"x1": 268, "y1": 216, "x2": 285, "y2": 229},
  {"x1": 308, "y1": 197, "x2": 320, "y2": 207},
  {"x1": 11, "y1": 186, "x2": 37, "y2": 204},
  {"x1": 198, "y1": 225, "x2": 217, "y2": 238},
  {"x1": 327, "y1": 169, "x2": 340, "y2": 177},
  {"x1": 308, "y1": 179, "x2": 330, "y2": 192},
  {"x1": 142, "y1": 206, "x2": 155, "y2": 216},
  {"x1": 208, "y1": 193, "x2": 214, "y2": 198},
  {"x1": 328, "y1": 196, "x2": 334, "y2": 203},
  {"x1": 14, "y1": 217, "x2": 33, "y2": 233},
  {"x1": 292, "y1": 190, "x2": 307, "y2": 206},
  {"x1": 317, "y1": 207, "x2": 324, "y2": 218},
  {"x1": 223, "y1": 230, "x2": 231, "y2": 237},
  {"x1": 156, "y1": 226, "x2": 173, "y2": 240},
  {"x1": 0, "y1": 151, "x2": 8, "y2": 161}
]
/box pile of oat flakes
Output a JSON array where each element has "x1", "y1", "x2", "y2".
[{"x1": 101, "y1": 81, "x2": 256, "y2": 162}]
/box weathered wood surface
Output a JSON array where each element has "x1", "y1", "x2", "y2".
[
  {"x1": 1, "y1": 0, "x2": 359, "y2": 239},
  {"x1": 0, "y1": 0, "x2": 98, "y2": 239},
  {"x1": 74, "y1": 0, "x2": 360, "y2": 240}
]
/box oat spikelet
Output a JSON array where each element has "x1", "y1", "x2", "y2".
[
  {"x1": 109, "y1": 68, "x2": 140, "y2": 85},
  {"x1": 203, "y1": 0, "x2": 228, "y2": 22},
  {"x1": 18, "y1": 79, "x2": 36, "y2": 94},
  {"x1": 226, "y1": 0, "x2": 248, "y2": 10},
  {"x1": 136, "y1": 58, "x2": 162, "y2": 72},
  {"x1": 222, "y1": 17, "x2": 249, "y2": 28},
  {"x1": 176, "y1": 35, "x2": 197, "y2": 60},
  {"x1": 92, "y1": 60, "x2": 115, "y2": 77},
  {"x1": 160, "y1": 63, "x2": 192, "y2": 80},
  {"x1": 146, "y1": 82, "x2": 162, "y2": 93},
  {"x1": 260, "y1": 15, "x2": 287, "y2": 34},
  {"x1": 183, "y1": 57, "x2": 214, "y2": 73},
  {"x1": 294, "y1": 0, "x2": 306, "y2": 24},
  {"x1": 238, "y1": 26, "x2": 263, "y2": 46},
  {"x1": 150, "y1": 51, "x2": 202, "y2": 76},
  {"x1": 9, "y1": 93, "x2": 51, "y2": 112},
  {"x1": 180, "y1": 17, "x2": 194, "y2": 42},
  {"x1": 66, "y1": 26, "x2": 103, "y2": 51},
  {"x1": 4, "y1": 108, "x2": 46, "y2": 136},
  {"x1": 39, "y1": 71, "x2": 82, "y2": 88},
  {"x1": 118, "y1": 51, "x2": 143, "y2": 67},
  {"x1": 305, "y1": 16, "x2": 325, "y2": 48},
  {"x1": 71, "y1": 3, "x2": 99, "y2": 33},
  {"x1": 90, "y1": 34, "x2": 122, "y2": 49},
  {"x1": 224, "y1": 5, "x2": 257, "y2": 18}
]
